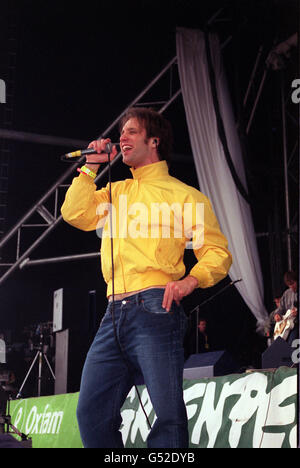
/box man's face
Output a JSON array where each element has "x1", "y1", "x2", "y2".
[
  {"x1": 198, "y1": 321, "x2": 206, "y2": 333},
  {"x1": 120, "y1": 117, "x2": 155, "y2": 168},
  {"x1": 274, "y1": 297, "x2": 281, "y2": 308},
  {"x1": 287, "y1": 281, "x2": 297, "y2": 293}
]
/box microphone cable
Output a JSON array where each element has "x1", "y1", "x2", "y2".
[
  {"x1": 106, "y1": 150, "x2": 152, "y2": 431},
  {"x1": 61, "y1": 142, "x2": 152, "y2": 430}
]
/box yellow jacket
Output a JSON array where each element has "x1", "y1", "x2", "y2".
[{"x1": 61, "y1": 160, "x2": 232, "y2": 297}]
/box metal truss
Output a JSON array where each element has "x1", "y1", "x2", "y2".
[
  {"x1": 0, "y1": 25, "x2": 297, "y2": 291},
  {"x1": 242, "y1": 34, "x2": 298, "y2": 291},
  {"x1": 280, "y1": 70, "x2": 299, "y2": 271},
  {"x1": 0, "y1": 6, "x2": 232, "y2": 286},
  {"x1": 0, "y1": 56, "x2": 181, "y2": 286},
  {"x1": 0, "y1": 6, "x2": 18, "y2": 239}
]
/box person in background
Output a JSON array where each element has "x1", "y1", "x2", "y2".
[
  {"x1": 273, "y1": 271, "x2": 298, "y2": 345},
  {"x1": 189, "y1": 318, "x2": 211, "y2": 354},
  {"x1": 265, "y1": 295, "x2": 282, "y2": 346}
]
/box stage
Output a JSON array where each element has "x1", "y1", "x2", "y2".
[{"x1": 8, "y1": 366, "x2": 297, "y2": 449}]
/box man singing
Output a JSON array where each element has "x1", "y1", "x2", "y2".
[{"x1": 61, "y1": 107, "x2": 232, "y2": 448}]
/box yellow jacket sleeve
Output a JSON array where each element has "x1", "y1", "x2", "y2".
[
  {"x1": 188, "y1": 196, "x2": 232, "y2": 288},
  {"x1": 61, "y1": 173, "x2": 110, "y2": 231}
]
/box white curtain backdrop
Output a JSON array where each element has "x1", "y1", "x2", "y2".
[{"x1": 176, "y1": 27, "x2": 268, "y2": 329}]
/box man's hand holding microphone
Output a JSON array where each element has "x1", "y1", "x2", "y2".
[{"x1": 85, "y1": 139, "x2": 119, "y2": 172}]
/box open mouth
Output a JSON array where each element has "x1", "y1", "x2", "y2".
[{"x1": 122, "y1": 145, "x2": 133, "y2": 153}]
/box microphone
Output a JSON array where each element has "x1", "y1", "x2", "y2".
[{"x1": 64, "y1": 142, "x2": 119, "y2": 159}]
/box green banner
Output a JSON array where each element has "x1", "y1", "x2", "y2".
[
  {"x1": 10, "y1": 392, "x2": 82, "y2": 448},
  {"x1": 9, "y1": 367, "x2": 297, "y2": 448}
]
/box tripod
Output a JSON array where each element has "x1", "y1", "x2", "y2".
[{"x1": 17, "y1": 332, "x2": 55, "y2": 399}]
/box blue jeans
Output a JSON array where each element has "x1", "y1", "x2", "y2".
[{"x1": 76, "y1": 288, "x2": 188, "y2": 448}]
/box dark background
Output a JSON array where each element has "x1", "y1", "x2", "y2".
[{"x1": 0, "y1": 0, "x2": 298, "y2": 396}]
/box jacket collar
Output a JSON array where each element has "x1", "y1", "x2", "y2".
[{"x1": 130, "y1": 160, "x2": 169, "y2": 180}]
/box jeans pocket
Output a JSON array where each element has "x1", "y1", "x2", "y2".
[{"x1": 140, "y1": 297, "x2": 169, "y2": 315}]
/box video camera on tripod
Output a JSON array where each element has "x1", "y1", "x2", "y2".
[{"x1": 17, "y1": 322, "x2": 55, "y2": 399}]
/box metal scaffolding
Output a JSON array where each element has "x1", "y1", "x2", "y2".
[
  {"x1": 241, "y1": 35, "x2": 298, "y2": 292},
  {"x1": 0, "y1": 6, "x2": 233, "y2": 287},
  {"x1": 0, "y1": 7, "x2": 18, "y2": 239},
  {"x1": 0, "y1": 56, "x2": 182, "y2": 285},
  {"x1": 0, "y1": 27, "x2": 297, "y2": 292}
]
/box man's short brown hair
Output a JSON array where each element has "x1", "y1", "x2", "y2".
[{"x1": 119, "y1": 107, "x2": 173, "y2": 163}]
